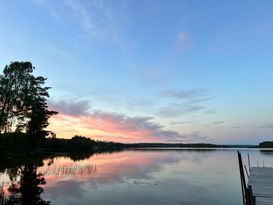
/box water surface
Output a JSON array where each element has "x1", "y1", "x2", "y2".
[{"x1": 1, "y1": 149, "x2": 273, "y2": 205}]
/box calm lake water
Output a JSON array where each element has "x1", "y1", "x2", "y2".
[{"x1": 1, "y1": 149, "x2": 273, "y2": 205}]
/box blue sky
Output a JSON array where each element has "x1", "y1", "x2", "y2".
[{"x1": 1, "y1": 0, "x2": 273, "y2": 144}]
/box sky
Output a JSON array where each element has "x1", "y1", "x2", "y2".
[{"x1": 0, "y1": 0, "x2": 273, "y2": 144}]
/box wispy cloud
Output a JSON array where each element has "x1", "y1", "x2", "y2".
[
  {"x1": 34, "y1": 0, "x2": 130, "y2": 47},
  {"x1": 158, "y1": 89, "x2": 211, "y2": 117},
  {"x1": 64, "y1": 0, "x2": 110, "y2": 41},
  {"x1": 162, "y1": 89, "x2": 210, "y2": 102},
  {"x1": 168, "y1": 131, "x2": 208, "y2": 143},
  {"x1": 158, "y1": 103, "x2": 205, "y2": 117},
  {"x1": 174, "y1": 31, "x2": 190, "y2": 52},
  {"x1": 169, "y1": 121, "x2": 202, "y2": 128},
  {"x1": 170, "y1": 121, "x2": 196, "y2": 125},
  {"x1": 212, "y1": 121, "x2": 224, "y2": 125},
  {"x1": 48, "y1": 99, "x2": 91, "y2": 116},
  {"x1": 258, "y1": 123, "x2": 273, "y2": 129}
]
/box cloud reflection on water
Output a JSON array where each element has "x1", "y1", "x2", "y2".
[{"x1": 38, "y1": 150, "x2": 242, "y2": 205}]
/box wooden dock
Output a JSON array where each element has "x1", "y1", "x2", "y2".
[
  {"x1": 248, "y1": 167, "x2": 273, "y2": 205},
  {"x1": 238, "y1": 151, "x2": 273, "y2": 205}
]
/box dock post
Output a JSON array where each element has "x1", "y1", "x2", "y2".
[
  {"x1": 247, "y1": 153, "x2": 250, "y2": 171},
  {"x1": 238, "y1": 151, "x2": 247, "y2": 205},
  {"x1": 248, "y1": 185, "x2": 255, "y2": 205}
]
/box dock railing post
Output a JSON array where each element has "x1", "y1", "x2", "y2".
[
  {"x1": 244, "y1": 165, "x2": 249, "y2": 178},
  {"x1": 247, "y1": 153, "x2": 250, "y2": 171},
  {"x1": 238, "y1": 151, "x2": 247, "y2": 205}
]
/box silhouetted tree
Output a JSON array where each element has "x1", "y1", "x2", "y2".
[
  {"x1": 0, "y1": 62, "x2": 34, "y2": 132},
  {"x1": 23, "y1": 75, "x2": 57, "y2": 150},
  {"x1": 0, "y1": 62, "x2": 57, "y2": 144}
]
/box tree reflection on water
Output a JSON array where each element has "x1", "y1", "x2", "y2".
[{"x1": 0, "y1": 163, "x2": 50, "y2": 205}]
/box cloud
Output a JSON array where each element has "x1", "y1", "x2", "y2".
[
  {"x1": 169, "y1": 121, "x2": 202, "y2": 128},
  {"x1": 48, "y1": 102, "x2": 207, "y2": 143},
  {"x1": 48, "y1": 99, "x2": 91, "y2": 116},
  {"x1": 258, "y1": 123, "x2": 273, "y2": 129},
  {"x1": 170, "y1": 121, "x2": 196, "y2": 125},
  {"x1": 83, "y1": 111, "x2": 186, "y2": 141},
  {"x1": 203, "y1": 109, "x2": 216, "y2": 114},
  {"x1": 168, "y1": 131, "x2": 208, "y2": 143},
  {"x1": 162, "y1": 89, "x2": 210, "y2": 102},
  {"x1": 231, "y1": 126, "x2": 240, "y2": 129},
  {"x1": 34, "y1": 0, "x2": 129, "y2": 47},
  {"x1": 90, "y1": 111, "x2": 161, "y2": 131},
  {"x1": 175, "y1": 32, "x2": 190, "y2": 52},
  {"x1": 212, "y1": 121, "x2": 224, "y2": 125},
  {"x1": 63, "y1": 0, "x2": 107, "y2": 40},
  {"x1": 158, "y1": 103, "x2": 205, "y2": 117},
  {"x1": 158, "y1": 89, "x2": 211, "y2": 117}
]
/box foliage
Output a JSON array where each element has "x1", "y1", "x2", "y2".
[
  {"x1": 0, "y1": 62, "x2": 57, "y2": 139},
  {"x1": 0, "y1": 62, "x2": 34, "y2": 132},
  {"x1": 259, "y1": 141, "x2": 273, "y2": 148},
  {"x1": 40, "y1": 135, "x2": 123, "y2": 153},
  {"x1": 0, "y1": 132, "x2": 28, "y2": 156}
]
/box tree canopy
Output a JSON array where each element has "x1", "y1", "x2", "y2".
[{"x1": 0, "y1": 61, "x2": 57, "y2": 138}]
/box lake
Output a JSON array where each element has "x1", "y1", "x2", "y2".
[{"x1": 1, "y1": 149, "x2": 273, "y2": 205}]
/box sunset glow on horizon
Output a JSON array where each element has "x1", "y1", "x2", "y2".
[{"x1": 48, "y1": 114, "x2": 154, "y2": 143}]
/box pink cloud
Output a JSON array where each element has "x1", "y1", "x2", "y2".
[
  {"x1": 48, "y1": 113, "x2": 165, "y2": 143},
  {"x1": 47, "y1": 100, "x2": 205, "y2": 143}
]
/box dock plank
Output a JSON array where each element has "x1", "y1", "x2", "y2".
[
  {"x1": 256, "y1": 197, "x2": 273, "y2": 205},
  {"x1": 248, "y1": 167, "x2": 273, "y2": 205}
]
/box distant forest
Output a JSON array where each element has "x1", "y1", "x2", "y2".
[{"x1": 1, "y1": 132, "x2": 272, "y2": 158}]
